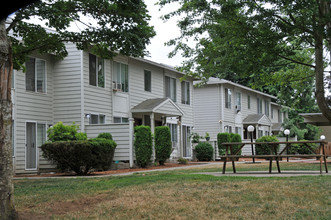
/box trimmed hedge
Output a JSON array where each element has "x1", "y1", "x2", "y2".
[
  {"x1": 155, "y1": 126, "x2": 172, "y2": 165},
  {"x1": 230, "y1": 133, "x2": 242, "y2": 155},
  {"x1": 195, "y1": 142, "x2": 213, "y2": 161},
  {"x1": 97, "y1": 132, "x2": 113, "y2": 140},
  {"x1": 40, "y1": 138, "x2": 117, "y2": 175},
  {"x1": 217, "y1": 133, "x2": 231, "y2": 156},
  {"x1": 255, "y1": 136, "x2": 279, "y2": 155},
  {"x1": 134, "y1": 126, "x2": 152, "y2": 168},
  {"x1": 288, "y1": 140, "x2": 318, "y2": 154}
]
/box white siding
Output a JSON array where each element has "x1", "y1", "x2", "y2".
[
  {"x1": 85, "y1": 124, "x2": 130, "y2": 161},
  {"x1": 193, "y1": 84, "x2": 221, "y2": 141},
  {"x1": 53, "y1": 43, "x2": 82, "y2": 126},
  {"x1": 14, "y1": 53, "x2": 54, "y2": 174},
  {"x1": 83, "y1": 51, "x2": 112, "y2": 124}
]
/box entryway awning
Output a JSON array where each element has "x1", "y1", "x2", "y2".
[
  {"x1": 243, "y1": 114, "x2": 272, "y2": 126},
  {"x1": 131, "y1": 98, "x2": 184, "y2": 117}
]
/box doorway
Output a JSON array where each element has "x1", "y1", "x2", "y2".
[{"x1": 26, "y1": 122, "x2": 37, "y2": 170}]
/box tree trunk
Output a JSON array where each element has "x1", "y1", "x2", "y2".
[
  {"x1": 0, "y1": 19, "x2": 18, "y2": 220},
  {"x1": 315, "y1": 1, "x2": 331, "y2": 122}
]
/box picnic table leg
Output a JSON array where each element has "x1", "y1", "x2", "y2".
[
  {"x1": 322, "y1": 144, "x2": 328, "y2": 173},
  {"x1": 319, "y1": 146, "x2": 323, "y2": 174},
  {"x1": 222, "y1": 160, "x2": 227, "y2": 174},
  {"x1": 230, "y1": 146, "x2": 236, "y2": 173},
  {"x1": 269, "y1": 158, "x2": 272, "y2": 174},
  {"x1": 274, "y1": 146, "x2": 281, "y2": 173}
]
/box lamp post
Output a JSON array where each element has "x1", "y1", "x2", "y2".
[
  {"x1": 247, "y1": 125, "x2": 255, "y2": 163},
  {"x1": 284, "y1": 129, "x2": 290, "y2": 162},
  {"x1": 320, "y1": 135, "x2": 326, "y2": 140}
]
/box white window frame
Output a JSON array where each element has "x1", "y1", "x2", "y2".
[
  {"x1": 113, "y1": 117, "x2": 129, "y2": 124},
  {"x1": 25, "y1": 57, "x2": 47, "y2": 93},
  {"x1": 144, "y1": 69, "x2": 151, "y2": 92},
  {"x1": 225, "y1": 88, "x2": 231, "y2": 109},
  {"x1": 89, "y1": 54, "x2": 105, "y2": 88},
  {"x1": 113, "y1": 61, "x2": 129, "y2": 92},
  {"x1": 257, "y1": 98, "x2": 263, "y2": 114},
  {"x1": 89, "y1": 114, "x2": 106, "y2": 124},
  {"x1": 181, "y1": 81, "x2": 190, "y2": 105},
  {"x1": 235, "y1": 92, "x2": 241, "y2": 111},
  {"x1": 165, "y1": 76, "x2": 177, "y2": 102}
]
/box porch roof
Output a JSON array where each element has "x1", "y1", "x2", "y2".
[
  {"x1": 243, "y1": 114, "x2": 272, "y2": 126},
  {"x1": 131, "y1": 98, "x2": 184, "y2": 117}
]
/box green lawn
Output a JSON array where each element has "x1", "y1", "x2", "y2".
[{"x1": 15, "y1": 162, "x2": 331, "y2": 219}]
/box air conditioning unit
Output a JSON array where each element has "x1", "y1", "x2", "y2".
[{"x1": 112, "y1": 82, "x2": 122, "y2": 91}]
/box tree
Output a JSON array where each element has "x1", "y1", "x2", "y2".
[
  {"x1": 159, "y1": 0, "x2": 331, "y2": 121},
  {"x1": 0, "y1": 1, "x2": 155, "y2": 219}
]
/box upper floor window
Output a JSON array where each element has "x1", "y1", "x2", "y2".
[
  {"x1": 113, "y1": 61, "x2": 129, "y2": 92},
  {"x1": 257, "y1": 98, "x2": 263, "y2": 114},
  {"x1": 26, "y1": 58, "x2": 46, "y2": 93},
  {"x1": 265, "y1": 100, "x2": 270, "y2": 116},
  {"x1": 89, "y1": 54, "x2": 104, "y2": 88},
  {"x1": 181, "y1": 81, "x2": 190, "y2": 105},
  {"x1": 144, "y1": 70, "x2": 151, "y2": 92},
  {"x1": 235, "y1": 92, "x2": 241, "y2": 111},
  {"x1": 165, "y1": 76, "x2": 176, "y2": 102},
  {"x1": 225, "y1": 88, "x2": 231, "y2": 109}
]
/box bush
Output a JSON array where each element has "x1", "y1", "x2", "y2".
[
  {"x1": 217, "y1": 133, "x2": 231, "y2": 156},
  {"x1": 195, "y1": 142, "x2": 213, "y2": 161},
  {"x1": 47, "y1": 121, "x2": 87, "y2": 142},
  {"x1": 288, "y1": 140, "x2": 318, "y2": 154},
  {"x1": 40, "y1": 138, "x2": 117, "y2": 175},
  {"x1": 255, "y1": 136, "x2": 279, "y2": 155},
  {"x1": 230, "y1": 133, "x2": 242, "y2": 155},
  {"x1": 134, "y1": 126, "x2": 153, "y2": 168},
  {"x1": 155, "y1": 126, "x2": 172, "y2": 165},
  {"x1": 178, "y1": 157, "x2": 188, "y2": 164},
  {"x1": 97, "y1": 132, "x2": 113, "y2": 140}
]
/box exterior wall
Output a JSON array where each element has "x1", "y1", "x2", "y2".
[
  {"x1": 85, "y1": 124, "x2": 131, "y2": 161},
  {"x1": 193, "y1": 84, "x2": 221, "y2": 141},
  {"x1": 53, "y1": 43, "x2": 82, "y2": 127},
  {"x1": 13, "y1": 53, "x2": 55, "y2": 174},
  {"x1": 83, "y1": 51, "x2": 112, "y2": 124}
]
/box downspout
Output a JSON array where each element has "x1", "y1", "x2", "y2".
[{"x1": 80, "y1": 50, "x2": 85, "y2": 132}]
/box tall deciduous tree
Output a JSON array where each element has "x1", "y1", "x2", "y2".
[
  {"x1": 159, "y1": 0, "x2": 331, "y2": 121},
  {"x1": 0, "y1": 1, "x2": 155, "y2": 219}
]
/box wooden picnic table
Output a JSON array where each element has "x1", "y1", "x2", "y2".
[{"x1": 221, "y1": 141, "x2": 329, "y2": 174}]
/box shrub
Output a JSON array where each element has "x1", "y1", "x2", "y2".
[
  {"x1": 195, "y1": 142, "x2": 214, "y2": 161},
  {"x1": 155, "y1": 126, "x2": 172, "y2": 165},
  {"x1": 230, "y1": 133, "x2": 242, "y2": 155},
  {"x1": 178, "y1": 157, "x2": 188, "y2": 164},
  {"x1": 288, "y1": 140, "x2": 318, "y2": 154},
  {"x1": 97, "y1": 132, "x2": 113, "y2": 140},
  {"x1": 217, "y1": 133, "x2": 231, "y2": 156},
  {"x1": 134, "y1": 126, "x2": 152, "y2": 168},
  {"x1": 40, "y1": 138, "x2": 117, "y2": 175},
  {"x1": 47, "y1": 121, "x2": 87, "y2": 142},
  {"x1": 255, "y1": 136, "x2": 279, "y2": 155}
]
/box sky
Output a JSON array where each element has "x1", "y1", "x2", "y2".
[{"x1": 144, "y1": 1, "x2": 184, "y2": 67}]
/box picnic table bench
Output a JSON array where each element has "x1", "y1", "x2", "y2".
[{"x1": 221, "y1": 140, "x2": 329, "y2": 174}]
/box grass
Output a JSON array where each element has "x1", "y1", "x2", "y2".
[{"x1": 15, "y1": 162, "x2": 331, "y2": 219}]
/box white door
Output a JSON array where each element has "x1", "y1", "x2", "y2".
[{"x1": 26, "y1": 122, "x2": 37, "y2": 170}]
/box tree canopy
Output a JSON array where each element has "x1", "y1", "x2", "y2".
[
  {"x1": 159, "y1": 0, "x2": 331, "y2": 121},
  {"x1": 7, "y1": 0, "x2": 155, "y2": 70}
]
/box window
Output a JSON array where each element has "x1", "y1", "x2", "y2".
[
  {"x1": 89, "y1": 114, "x2": 106, "y2": 124},
  {"x1": 271, "y1": 107, "x2": 274, "y2": 119},
  {"x1": 26, "y1": 58, "x2": 46, "y2": 93},
  {"x1": 224, "y1": 125, "x2": 232, "y2": 133},
  {"x1": 113, "y1": 61, "x2": 129, "y2": 92},
  {"x1": 247, "y1": 95, "x2": 251, "y2": 109},
  {"x1": 114, "y1": 117, "x2": 128, "y2": 124},
  {"x1": 89, "y1": 54, "x2": 104, "y2": 88},
  {"x1": 258, "y1": 130, "x2": 263, "y2": 138},
  {"x1": 168, "y1": 123, "x2": 178, "y2": 142},
  {"x1": 225, "y1": 88, "x2": 231, "y2": 109},
  {"x1": 235, "y1": 92, "x2": 241, "y2": 111},
  {"x1": 165, "y1": 76, "x2": 176, "y2": 102},
  {"x1": 278, "y1": 110, "x2": 282, "y2": 123},
  {"x1": 144, "y1": 70, "x2": 151, "y2": 92},
  {"x1": 181, "y1": 81, "x2": 190, "y2": 105},
  {"x1": 265, "y1": 101, "x2": 270, "y2": 116},
  {"x1": 235, "y1": 127, "x2": 242, "y2": 137},
  {"x1": 257, "y1": 98, "x2": 263, "y2": 114},
  {"x1": 37, "y1": 124, "x2": 46, "y2": 147}
]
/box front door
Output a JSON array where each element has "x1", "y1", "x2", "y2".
[{"x1": 26, "y1": 122, "x2": 37, "y2": 170}]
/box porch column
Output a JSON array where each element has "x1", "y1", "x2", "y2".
[
  {"x1": 129, "y1": 118, "x2": 134, "y2": 168},
  {"x1": 150, "y1": 112, "x2": 155, "y2": 163},
  {"x1": 178, "y1": 116, "x2": 182, "y2": 158}
]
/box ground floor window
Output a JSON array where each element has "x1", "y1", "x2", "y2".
[
  {"x1": 114, "y1": 117, "x2": 128, "y2": 124},
  {"x1": 89, "y1": 114, "x2": 106, "y2": 124}
]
